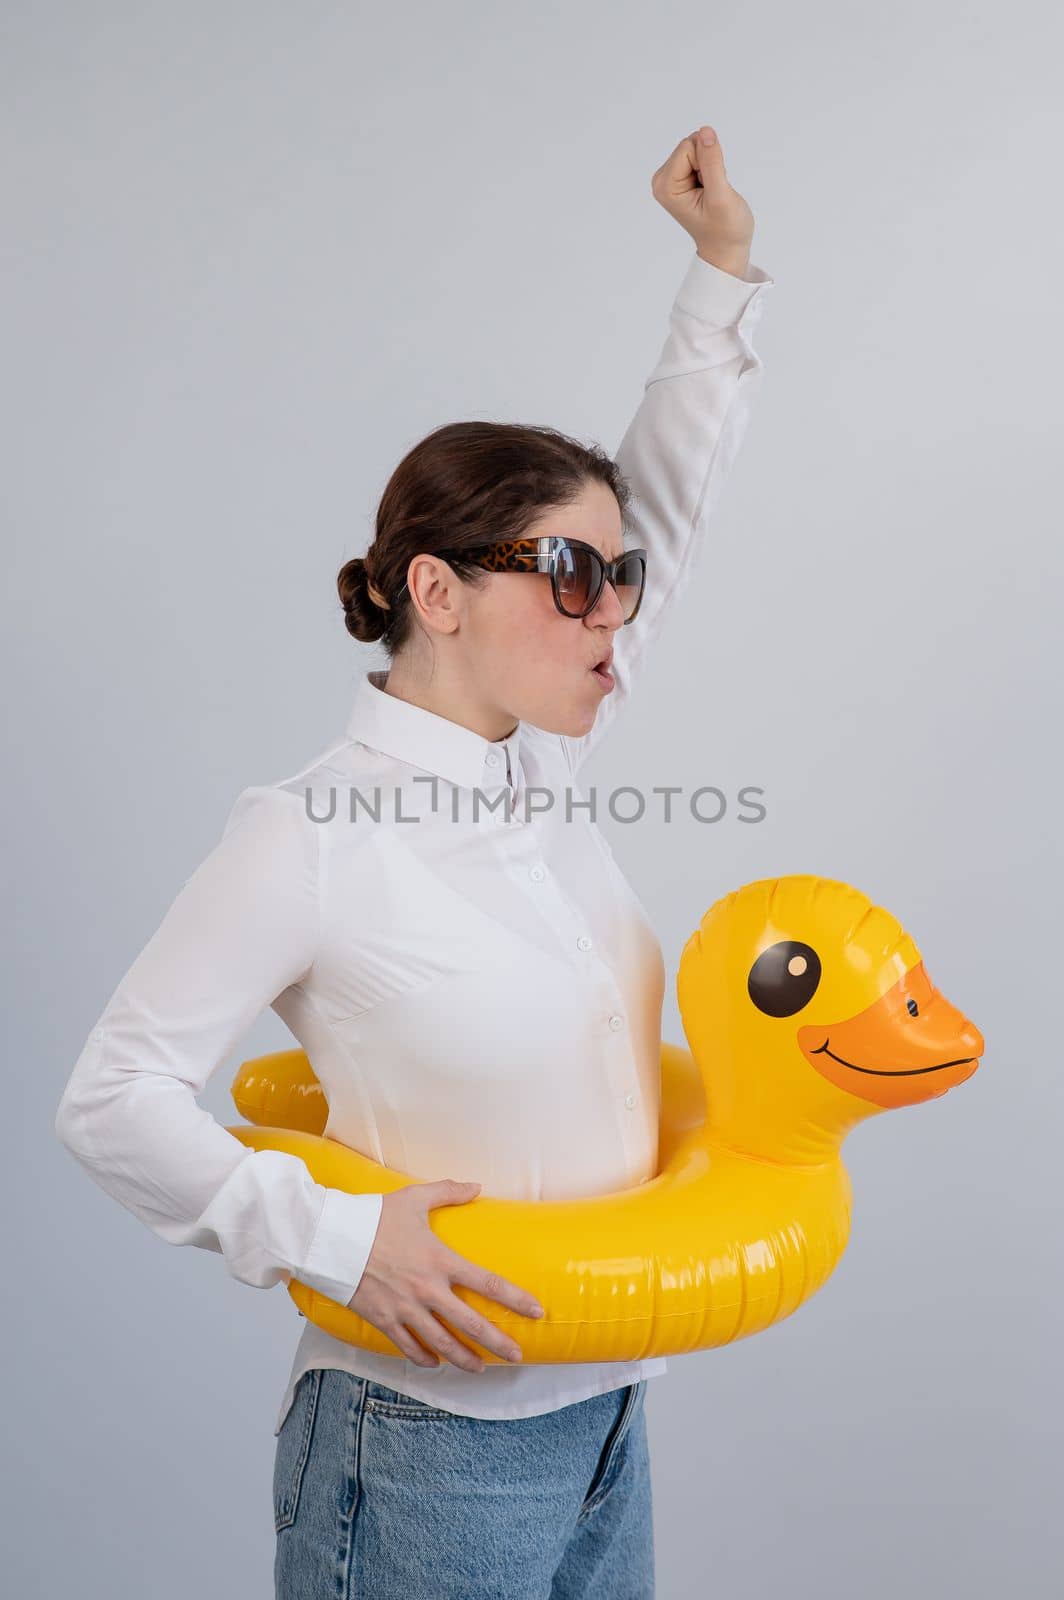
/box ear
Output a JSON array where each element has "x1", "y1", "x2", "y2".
[{"x1": 406, "y1": 553, "x2": 463, "y2": 636}]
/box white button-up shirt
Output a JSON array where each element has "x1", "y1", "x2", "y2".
[{"x1": 54, "y1": 248, "x2": 773, "y2": 1429}]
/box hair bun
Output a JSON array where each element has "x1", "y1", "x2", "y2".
[{"x1": 337, "y1": 556, "x2": 388, "y2": 644}]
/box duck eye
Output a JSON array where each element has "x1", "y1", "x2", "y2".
[{"x1": 747, "y1": 940, "x2": 822, "y2": 1018}]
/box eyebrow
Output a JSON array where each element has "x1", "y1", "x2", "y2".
[
  {"x1": 539, "y1": 532, "x2": 628, "y2": 563},
  {"x1": 577, "y1": 535, "x2": 628, "y2": 562}
]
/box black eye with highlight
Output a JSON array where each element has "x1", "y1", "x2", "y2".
[{"x1": 747, "y1": 940, "x2": 822, "y2": 1018}]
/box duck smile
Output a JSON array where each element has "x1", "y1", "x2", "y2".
[
  {"x1": 808, "y1": 1040, "x2": 979, "y2": 1077},
  {"x1": 798, "y1": 959, "x2": 984, "y2": 1109}
]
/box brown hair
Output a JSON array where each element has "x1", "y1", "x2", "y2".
[{"x1": 337, "y1": 420, "x2": 632, "y2": 653}]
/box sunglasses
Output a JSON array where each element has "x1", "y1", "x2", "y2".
[{"x1": 397, "y1": 536, "x2": 648, "y2": 623}]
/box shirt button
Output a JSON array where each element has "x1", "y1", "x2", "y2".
[
  {"x1": 93, "y1": 1028, "x2": 104, "y2": 1042},
  {"x1": 624, "y1": 1093, "x2": 637, "y2": 1109},
  {"x1": 485, "y1": 751, "x2": 500, "y2": 766},
  {"x1": 608, "y1": 1014, "x2": 623, "y2": 1031},
  {"x1": 529, "y1": 865, "x2": 545, "y2": 882},
  {"x1": 576, "y1": 936, "x2": 592, "y2": 952}
]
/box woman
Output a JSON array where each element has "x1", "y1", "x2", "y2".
[{"x1": 55, "y1": 125, "x2": 773, "y2": 1598}]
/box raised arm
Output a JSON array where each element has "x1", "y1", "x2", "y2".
[
  {"x1": 560, "y1": 125, "x2": 773, "y2": 774},
  {"x1": 54, "y1": 785, "x2": 383, "y2": 1304}
]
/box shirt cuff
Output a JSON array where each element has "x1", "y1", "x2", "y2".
[
  {"x1": 674, "y1": 250, "x2": 775, "y2": 329},
  {"x1": 294, "y1": 1187, "x2": 384, "y2": 1306}
]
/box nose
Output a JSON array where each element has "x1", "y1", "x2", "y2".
[{"x1": 587, "y1": 577, "x2": 626, "y2": 628}]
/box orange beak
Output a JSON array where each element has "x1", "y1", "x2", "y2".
[{"x1": 797, "y1": 961, "x2": 984, "y2": 1109}]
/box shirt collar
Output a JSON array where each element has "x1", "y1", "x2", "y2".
[{"x1": 344, "y1": 669, "x2": 523, "y2": 794}]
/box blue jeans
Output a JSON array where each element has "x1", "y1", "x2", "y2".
[{"x1": 273, "y1": 1368, "x2": 654, "y2": 1598}]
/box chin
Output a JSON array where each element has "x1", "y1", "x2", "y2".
[{"x1": 559, "y1": 705, "x2": 599, "y2": 737}]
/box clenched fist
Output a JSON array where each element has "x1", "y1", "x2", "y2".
[{"x1": 651, "y1": 125, "x2": 756, "y2": 278}]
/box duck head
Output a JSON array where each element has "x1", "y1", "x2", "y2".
[{"x1": 677, "y1": 875, "x2": 984, "y2": 1166}]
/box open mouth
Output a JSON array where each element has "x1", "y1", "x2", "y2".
[{"x1": 590, "y1": 651, "x2": 614, "y2": 688}]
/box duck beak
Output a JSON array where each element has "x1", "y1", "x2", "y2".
[{"x1": 796, "y1": 961, "x2": 984, "y2": 1110}]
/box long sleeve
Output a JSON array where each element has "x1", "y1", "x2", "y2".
[
  {"x1": 54, "y1": 783, "x2": 384, "y2": 1305},
  {"x1": 560, "y1": 249, "x2": 775, "y2": 773}
]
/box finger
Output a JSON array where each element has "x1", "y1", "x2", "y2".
[
  {"x1": 438, "y1": 1291, "x2": 524, "y2": 1363},
  {"x1": 449, "y1": 1258, "x2": 545, "y2": 1320},
  {"x1": 653, "y1": 126, "x2": 728, "y2": 202},
  {"x1": 414, "y1": 1309, "x2": 486, "y2": 1373},
  {"x1": 692, "y1": 124, "x2": 729, "y2": 191},
  {"x1": 389, "y1": 1321, "x2": 442, "y2": 1368},
  {"x1": 420, "y1": 1178, "x2": 480, "y2": 1207},
  {"x1": 651, "y1": 131, "x2": 701, "y2": 199}
]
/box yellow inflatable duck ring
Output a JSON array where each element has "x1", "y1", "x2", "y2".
[{"x1": 227, "y1": 874, "x2": 984, "y2": 1363}]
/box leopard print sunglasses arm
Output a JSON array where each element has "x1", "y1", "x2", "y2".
[{"x1": 425, "y1": 535, "x2": 648, "y2": 622}]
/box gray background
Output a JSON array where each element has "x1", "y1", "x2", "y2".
[{"x1": 5, "y1": 2, "x2": 1061, "y2": 1595}]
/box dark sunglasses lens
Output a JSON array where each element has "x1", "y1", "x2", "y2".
[
  {"x1": 554, "y1": 544, "x2": 598, "y2": 615},
  {"x1": 614, "y1": 554, "x2": 645, "y2": 620}
]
